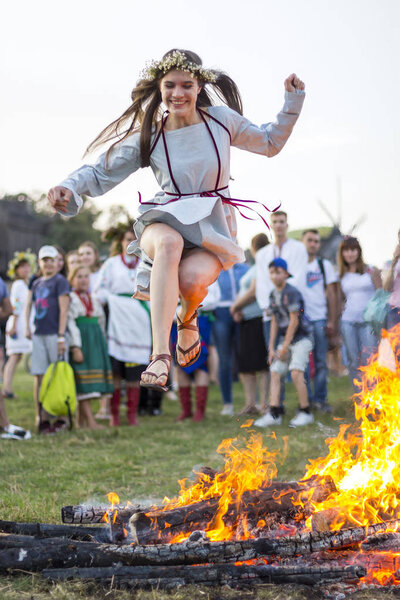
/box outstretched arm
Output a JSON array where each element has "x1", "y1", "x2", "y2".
[
  {"x1": 48, "y1": 132, "x2": 141, "y2": 217},
  {"x1": 222, "y1": 74, "x2": 306, "y2": 157}
]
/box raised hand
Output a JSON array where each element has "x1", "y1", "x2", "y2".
[
  {"x1": 47, "y1": 186, "x2": 73, "y2": 214},
  {"x1": 284, "y1": 73, "x2": 305, "y2": 93}
]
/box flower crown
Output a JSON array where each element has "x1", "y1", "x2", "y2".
[
  {"x1": 7, "y1": 249, "x2": 37, "y2": 280},
  {"x1": 141, "y1": 50, "x2": 217, "y2": 84}
]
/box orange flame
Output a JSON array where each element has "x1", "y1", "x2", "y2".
[
  {"x1": 107, "y1": 492, "x2": 120, "y2": 509},
  {"x1": 300, "y1": 323, "x2": 400, "y2": 530},
  {"x1": 163, "y1": 432, "x2": 287, "y2": 542}
]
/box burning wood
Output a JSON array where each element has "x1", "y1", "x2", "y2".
[
  {"x1": 129, "y1": 476, "x2": 336, "y2": 545},
  {"x1": 6, "y1": 324, "x2": 400, "y2": 591}
]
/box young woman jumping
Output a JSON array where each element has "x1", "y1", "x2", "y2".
[{"x1": 48, "y1": 48, "x2": 305, "y2": 392}]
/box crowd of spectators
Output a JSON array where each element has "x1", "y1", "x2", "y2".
[{"x1": 0, "y1": 211, "x2": 399, "y2": 439}]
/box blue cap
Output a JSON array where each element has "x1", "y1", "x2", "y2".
[{"x1": 269, "y1": 257, "x2": 292, "y2": 277}]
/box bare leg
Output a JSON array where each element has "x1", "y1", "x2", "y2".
[
  {"x1": 80, "y1": 400, "x2": 104, "y2": 429},
  {"x1": 177, "y1": 248, "x2": 222, "y2": 366},
  {"x1": 140, "y1": 224, "x2": 184, "y2": 386},
  {"x1": 208, "y1": 345, "x2": 219, "y2": 384},
  {"x1": 269, "y1": 372, "x2": 281, "y2": 408},
  {"x1": 176, "y1": 368, "x2": 192, "y2": 387},
  {"x1": 291, "y1": 370, "x2": 310, "y2": 409},
  {"x1": 3, "y1": 354, "x2": 22, "y2": 395},
  {"x1": 33, "y1": 375, "x2": 43, "y2": 425},
  {"x1": 95, "y1": 394, "x2": 111, "y2": 418},
  {"x1": 239, "y1": 372, "x2": 258, "y2": 413},
  {"x1": 258, "y1": 370, "x2": 269, "y2": 413},
  {"x1": 194, "y1": 369, "x2": 209, "y2": 387},
  {"x1": 0, "y1": 391, "x2": 9, "y2": 428}
]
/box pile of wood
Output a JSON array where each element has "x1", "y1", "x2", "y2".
[
  {"x1": 3, "y1": 516, "x2": 400, "y2": 590},
  {"x1": 3, "y1": 473, "x2": 400, "y2": 591}
]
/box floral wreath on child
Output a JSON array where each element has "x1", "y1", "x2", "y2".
[{"x1": 7, "y1": 249, "x2": 37, "y2": 280}]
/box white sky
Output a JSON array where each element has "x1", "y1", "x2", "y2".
[{"x1": 2, "y1": 0, "x2": 399, "y2": 266}]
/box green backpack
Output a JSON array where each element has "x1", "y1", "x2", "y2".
[{"x1": 39, "y1": 360, "x2": 77, "y2": 427}]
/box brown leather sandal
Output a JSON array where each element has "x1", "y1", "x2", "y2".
[
  {"x1": 176, "y1": 310, "x2": 201, "y2": 368},
  {"x1": 140, "y1": 354, "x2": 171, "y2": 392}
]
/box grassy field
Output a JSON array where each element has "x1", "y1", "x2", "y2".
[{"x1": 0, "y1": 367, "x2": 396, "y2": 598}]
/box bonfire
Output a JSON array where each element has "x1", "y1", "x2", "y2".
[{"x1": 2, "y1": 323, "x2": 400, "y2": 594}]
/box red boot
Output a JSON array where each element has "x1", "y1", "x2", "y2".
[
  {"x1": 176, "y1": 387, "x2": 193, "y2": 421},
  {"x1": 110, "y1": 389, "x2": 121, "y2": 426},
  {"x1": 193, "y1": 386, "x2": 208, "y2": 422},
  {"x1": 127, "y1": 387, "x2": 140, "y2": 426}
]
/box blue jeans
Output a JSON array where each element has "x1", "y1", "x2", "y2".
[
  {"x1": 341, "y1": 320, "x2": 378, "y2": 389},
  {"x1": 306, "y1": 319, "x2": 328, "y2": 406},
  {"x1": 212, "y1": 307, "x2": 239, "y2": 405}
]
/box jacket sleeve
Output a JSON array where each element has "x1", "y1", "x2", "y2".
[
  {"x1": 57, "y1": 133, "x2": 141, "y2": 217},
  {"x1": 216, "y1": 91, "x2": 305, "y2": 157}
]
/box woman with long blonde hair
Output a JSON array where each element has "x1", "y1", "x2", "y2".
[{"x1": 48, "y1": 48, "x2": 305, "y2": 392}]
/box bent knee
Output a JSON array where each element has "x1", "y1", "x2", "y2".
[{"x1": 154, "y1": 231, "x2": 184, "y2": 260}]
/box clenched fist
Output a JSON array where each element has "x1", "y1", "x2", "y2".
[{"x1": 284, "y1": 73, "x2": 305, "y2": 93}]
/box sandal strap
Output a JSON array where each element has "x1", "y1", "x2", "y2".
[
  {"x1": 177, "y1": 339, "x2": 201, "y2": 356},
  {"x1": 144, "y1": 354, "x2": 171, "y2": 381},
  {"x1": 176, "y1": 309, "x2": 199, "y2": 332}
]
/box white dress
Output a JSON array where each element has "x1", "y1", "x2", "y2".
[
  {"x1": 59, "y1": 92, "x2": 305, "y2": 298},
  {"x1": 5, "y1": 280, "x2": 32, "y2": 355},
  {"x1": 93, "y1": 254, "x2": 152, "y2": 364}
]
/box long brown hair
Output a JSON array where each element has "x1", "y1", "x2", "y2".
[
  {"x1": 85, "y1": 49, "x2": 243, "y2": 168},
  {"x1": 337, "y1": 236, "x2": 366, "y2": 277}
]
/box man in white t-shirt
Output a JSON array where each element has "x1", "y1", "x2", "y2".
[
  {"x1": 256, "y1": 211, "x2": 308, "y2": 340},
  {"x1": 299, "y1": 229, "x2": 338, "y2": 412}
]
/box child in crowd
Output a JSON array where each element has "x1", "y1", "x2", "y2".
[
  {"x1": 3, "y1": 250, "x2": 36, "y2": 399},
  {"x1": 171, "y1": 282, "x2": 220, "y2": 422},
  {"x1": 65, "y1": 250, "x2": 80, "y2": 276},
  {"x1": 67, "y1": 265, "x2": 113, "y2": 429},
  {"x1": 0, "y1": 275, "x2": 31, "y2": 440},
  {"x1": 255, "y1": 258, "x2": 314, "y2": 428},
  {"x1": 25, "y1": 245, "x2": 70, "y2": 434},
  {"x1": 78, "y1": 241, "x2": 102, "y2": 292}
]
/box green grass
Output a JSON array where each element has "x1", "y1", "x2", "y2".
[{"x1": 0, "y1": 366, "x2": 394, "y2": 598}]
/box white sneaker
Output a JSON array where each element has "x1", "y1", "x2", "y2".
[
  {"x1": 220, "y1": 404, "x2": 234, "y2": 416},
  {"x1": 1, "y1": 423, "x2": 32, "y2": 440},
  {"x1": 289, "y1": 411, "x2": 314, "y2": 428},
  {"x1": 254, "y1": 412, "x2": 282, "y2": 427}
]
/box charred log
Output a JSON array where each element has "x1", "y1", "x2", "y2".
[
  {"x1": 41, "y1": 562, "x2": 366, "y2": 588},
  {"x1": 130, "y1": 476, "x2": 336, "y2": 545},
  {"x1": 61, "y1": 505, "x2": 138, "y2": 525},
  {"x1": 0, "y1": 520, "x2": 108, "y2": 542},
  {"x1": 3, "y1": 518, "x2": 399, "y2": 574}
]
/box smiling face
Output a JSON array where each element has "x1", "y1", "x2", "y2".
[
  {"x1": 39, "y1": 257, "x2": 57, "y2": 278},
  {"x1": 159, "y1": 70, "x2": 201, "y2": 119},
  {"x1": 78, "y1": 245, "x2": 96, "y2": 269}
]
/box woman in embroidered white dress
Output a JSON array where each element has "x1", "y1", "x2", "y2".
[
  {"x1": 48, "y1": 49, "x2": 305, "y2": 392},
  {"x1": 94, "y1": 223, "x2": 152, "y2": 425}
]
